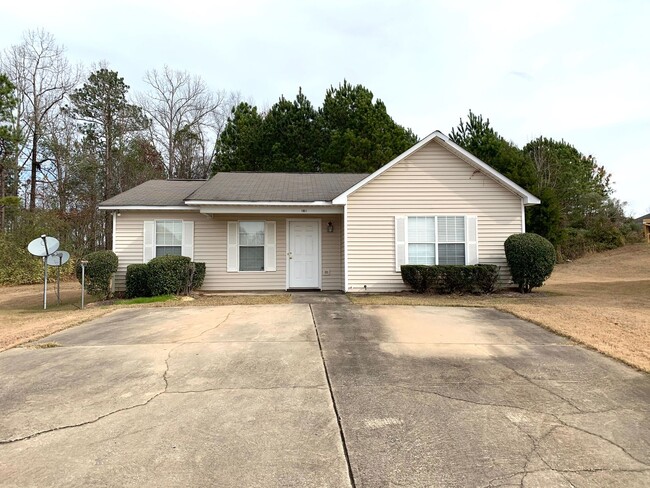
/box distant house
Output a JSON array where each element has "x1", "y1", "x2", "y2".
[
  {"x1": 636, "y1": 213, "x2": 650, "y2": 243},
  {"x1": 99, "y1": 130, "x2": 540, "y2": 292}
]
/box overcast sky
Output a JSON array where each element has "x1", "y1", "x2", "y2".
[{"x1": 2, "y1": 0, "x2": 648, "y2": 216}]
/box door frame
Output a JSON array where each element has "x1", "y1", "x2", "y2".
[{"x1": 286, "y1": 218, "x2": 322, "y2": 290}]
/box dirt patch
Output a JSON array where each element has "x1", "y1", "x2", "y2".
[{"x1": 350, "y1": 244, "x2": 650, "y2": 372}]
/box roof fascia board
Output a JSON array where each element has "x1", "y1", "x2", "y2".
[
  {"x1": 98, "y1": 205, "x2": 197, "y2": 211},
  {"x1": 185, "y1": 200, "x2": 337, "y2": 206},
  {"x1": 199, "y1": 205, "x2": 343, "y2": 215}
]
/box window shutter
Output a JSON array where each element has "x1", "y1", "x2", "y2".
[
  {"x1": 182, "y1": 221, "x2": 194, "y2": 260},
  {"x1": 395, "y1": 216, "x2": 408, "y2": 271},
  {"x1": 466, "y1": 216, "x2": 478, "y2": 264},
  {"x1": 264, "y1": 221, "x2": 277, "y2": 272},
  {"x1": 143, "y1": 221, "x2": 155, "y2": 263},
  {"x1": 227, "y1": 221, "x2": 239, "y2": 272}
]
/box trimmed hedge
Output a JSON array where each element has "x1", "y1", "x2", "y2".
[
  {"x1": 401, "y1": 264, "x2": 499, "y2": 294},
  {"x1": 504, "y1": 233, "x2": 555, "y2": 293},
  {"x1": 192, "y1": 262, "x2": 206, "y2": 290},
  {"x1": 75, "y1": 250, "x2": 118, "y2": 299},
  {"x1": 125, "y1": 256, "x2": 206, "y2": 298},
  {"x1": 125, "y1": 264, "x2": 151, "y2": 298}
]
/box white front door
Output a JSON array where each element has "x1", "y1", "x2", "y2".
[{"x1": 288, "y1": 220, "x2": 320, "y2": 289}]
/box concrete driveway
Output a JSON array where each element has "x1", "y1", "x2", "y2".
[{"x1": 1, "y1": 303, "x2": 649, "y2": 487}]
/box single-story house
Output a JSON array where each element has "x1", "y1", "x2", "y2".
[{"x1": 99, "y1": 130, "x2": 540, "y2": 292}]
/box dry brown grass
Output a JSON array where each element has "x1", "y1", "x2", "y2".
[
  {"x1": 0, "y1": 282, "x2": 112, "y2": 351},
  {"x1": 350, "y1": 244, "x2": 650, "y2": 372},
  {"x1": 0, "y1": 282, "x2": 290, "y2": 351}
]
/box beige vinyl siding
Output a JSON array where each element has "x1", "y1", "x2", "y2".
[
  {"x1": 113, "y1": 212, "x2": 342, "y2": 291},
  {"x1": 320, "y1": 216, "x2": 343, "y2": 290},
  {"x1": 346, "y1": 139, "x2": 523, "y2": 292}
]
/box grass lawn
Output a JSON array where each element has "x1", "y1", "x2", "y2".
[{"x1": 350, "y1": 243, "x2": 650, "y2": 372}]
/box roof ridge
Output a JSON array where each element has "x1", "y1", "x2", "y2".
[{"x1": 212, "y1": 171, "x2": 370, "y2": 176}]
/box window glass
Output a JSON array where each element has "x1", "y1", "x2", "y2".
[
  {"x1": 407, "y1": 217, "x2": 435, "y2": 265},
  {"x1": 408, "y1": 216, "x2": 435, "y2": 243},
  {"x1": 239, "y1": 222, "x2": 264, "y2": 271},
  {"x1": 438, "y1": 216, "x2": 465, "y2": 243},
  {"x1": 408, "y1": 243, "x2": 435, "y2": 265},
  {"x1": 438, "y1": 243, "x2": 465, "y2": 265},
  {"x1": 156, "y1": 220, "x2": 182, "y2": 257},
  {"x1": 407, "y1": 216, "x2": 466, "y2": 265}
]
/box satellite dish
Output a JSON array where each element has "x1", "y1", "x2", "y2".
[
  {"x1": 27, "y1": 236, "x2": 60, "y2": 257},
  {"x1": 46, "y1": 250, "x2": 70, "y2": 266}
]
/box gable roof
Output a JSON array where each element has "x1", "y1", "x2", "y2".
[
  {"x1": 185, "y1": 172, "x2": 368, "y2": 203},
  {"x1": 635, "y1": 213, "x2": 650, "y2": 223},
  {"x1": 99, "y1": 130, "x2": 540, "y2": 209},
  {"x1": 98, "y1": 173, "x2": 368, "y2": 208},
  {"x1": 100, "y1": 180, "x2": 205, "y2": 208},
  {"x1": 332, "y1": 130, "x2": 541, "y2": 206}
]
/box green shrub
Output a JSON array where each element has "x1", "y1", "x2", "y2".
[
  {"x1": 146, "y1": 256, "x2": 206, "y2": 296},
  {"x1": 75, "y1": 250, "x2": 118, "y2": 299},
  {"x1": 400, "y1": 264, "x2": 499, "y2": 294},
  {"x1": 125, "y1": 264, "x2": 151, "y2": 298},
  {"x1": 587, "y1": 225, "x2": 625, "y2": 251},
  {"x1": 558, "y1": 228, "x2": 590, "y2": 261},
  {"x1": 504, "y1": 233, "x2": 555, "y2": 293},
  {"x1": 192, "y1": 262, "x2": 206, "y2": 290}
]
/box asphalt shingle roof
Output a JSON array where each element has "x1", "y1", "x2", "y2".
[
  {"x1": 99, "y1": 173, "x2": 369, "y2": 207},
  {"x1": 186, "y1": 172, "x2": 368, "y2": 202},
  {"x1": 100, "y1": 180, "x2": 206, "y2": 207}
]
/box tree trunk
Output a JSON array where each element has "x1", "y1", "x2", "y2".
[
  {"x1": 0, "y1": 165, "x2": 5, "y2": 231},
  {"x1": 29, "y1": 132, "x2": 38, "y2": 210}
]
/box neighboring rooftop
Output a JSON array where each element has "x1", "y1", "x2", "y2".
[
  {"x1": 100, "y1": 180, "x2": 205, "y2": 207},
  {"x1": 99, "y1": 173, "x2": 369, "y2": 207},
  {"x1": 635, "y1": 213, "x2": 650, "y2": 223}
]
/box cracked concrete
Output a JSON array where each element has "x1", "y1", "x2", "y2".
[
  {"x1": 1, "y1": 302, "x2": 649, "y2": 487},
  {"x1": 311, "y1": 304, "x2": 650, "y2": 487},
  {"x1": 0, "y1": 305, "x2": 351, "y2": 487}
]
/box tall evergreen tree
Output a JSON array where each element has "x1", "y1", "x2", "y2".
[
  {"x1": 213, "y1": 102, "x2": 264, "y2": 172},
  {"x1": 260, "y1": 88, "x2": 321, "y2": 172},
  {"x1": 212, "y1": 82, "x2": 417, "y2": 174},
  {"x1": 524, "y1": 136, "x2": 612, "y2": 228},
  {"x1": 0, "y1": 73, "x2": 22, "y2": 229},
  {"x1": 68, "y1": 68, "x2": 148, "y2": 248},
  {"x1": 319, "y1": 80, "x2": 417, "y2": 173}
]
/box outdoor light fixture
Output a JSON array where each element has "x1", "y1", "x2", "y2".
[{"x1": 327, "y1": 221, "x2": 334, "y2": 233}]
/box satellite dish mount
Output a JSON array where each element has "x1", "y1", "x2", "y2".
[{"x1": 27, "y1": 234, "x2": 65, "y2": 310}]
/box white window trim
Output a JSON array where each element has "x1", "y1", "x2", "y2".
[{"x1": 406, "y1": 215, "x2": 467, "y2": 266}]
